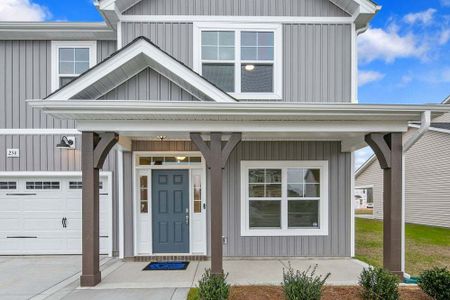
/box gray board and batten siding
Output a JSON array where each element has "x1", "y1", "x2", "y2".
[
  {"x1": 121, "y1": 22, "x2": 352, "y2": 103},
  {"x1": 128, "y1": 140, "x2": 352, "y2": 257},
  {"x1": 123, "y1": 0, "x2": 350, "y2": 17}
]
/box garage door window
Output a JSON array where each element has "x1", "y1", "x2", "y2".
[
  {"x1": 26, "y1": 181, "x2": 60, "y2": 190},
  {"x1": 69, "y1": 181, "x2": 103, "y2": 189},
  {"x1": 0, "y1": 181, "x2": 17, "y2": 190}
]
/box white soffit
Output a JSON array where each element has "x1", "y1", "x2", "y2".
[{"x1": 45, "y1": 37, "x2": 236, "y2": 103}]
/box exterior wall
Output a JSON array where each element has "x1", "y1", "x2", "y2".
[
  {"x1": 99, "y1": 68, "x2": 199, "y2": 101},
  {"x1": 121, "y1": 22, "x2": 352, "y2": 103},
  {"x1": 129, "y1": 140, "x2": 352, "y2": 257},
  {"x1": 124, "y1": 0, "x2": 349, "y2": 17},
  {"x1": 432, "y1": 112, "x2": 450, "y2": 122},
  {"x1": 355, "y1": 128, "x2": 450, "y2": 228}
]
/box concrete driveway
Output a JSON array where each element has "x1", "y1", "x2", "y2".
[{"x1": 0, "y1": 256, "x2": 82, "y2": 300}]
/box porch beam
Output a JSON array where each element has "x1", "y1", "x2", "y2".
[
  {"x1": 80, "y1": 132, "x2": 118, "y2": 287},
  {"x1": 365, "y1": 132, "x2": 404, "y2": 277},
  {"x1": 190, "y1": 132, "x2": 242, "y2": 275}
]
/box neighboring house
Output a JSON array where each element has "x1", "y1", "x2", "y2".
[
  {"x1": 354, "y1": 187, "x2": 373, "y2": 209},
  {"x1": 0, "y1": 0, "x2": 448, "y2": 287},
  {"x1": 356, "y1": 107, "x2": 450, "y2": 228}
]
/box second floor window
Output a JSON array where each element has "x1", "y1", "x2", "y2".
[
  {"x1": 51, "y1": 41, "x2": 97, "y2": 91},
  {"x1": 194, "y1": 24, "x2": 282, "y2": 100}
]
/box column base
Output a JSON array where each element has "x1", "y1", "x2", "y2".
[{"x1": 80, "y1": 272, "x2": 101, "y2": 287}]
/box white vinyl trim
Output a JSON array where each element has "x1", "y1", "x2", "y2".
[
  {"x1": 240, "y1": 161, "x2": 329, "y2": 237},
  {"x1": 0, "y1": 129, "x2": 80, "y2": 135},
  {"x1": 193, "y1": 22, "x2": 283, "y2": 100},
  {"x1": 120, "y1": 15, "x2": 354, "y2": 24},
  {"x1": 351, "y1": 22, "x2": 357, "y2": 103},
  {"x1": 51, "y1": 41, "x2": 97, "y2": 92},
  {"x1": 117, "y1": 150, "x2": 125, "y2": 258},
  {"x1": 350, "y1": 152, "x2": 355, "y2": 256}
]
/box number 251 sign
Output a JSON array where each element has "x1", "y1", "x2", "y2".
[{"x1": 7, "y1": 149, "x2": 19, "y2": 158}]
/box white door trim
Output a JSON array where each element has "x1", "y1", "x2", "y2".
[
  {"x1": 0, "y1": 171, "x2": 113, "y2": 257},
  {"x1": 132, "y1": 151, "x2": 207, "y2": 256}
]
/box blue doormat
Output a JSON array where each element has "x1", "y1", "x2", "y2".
[{"x1": 143, "y1": 261, "x2": 190, "y2": 271}]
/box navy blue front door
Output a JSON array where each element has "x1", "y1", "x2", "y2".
[{"x1": 152, "y1": 170, "x2": 190, "y2": 253}]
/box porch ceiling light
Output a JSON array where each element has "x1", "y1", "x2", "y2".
[
  {"x1": 157, "y1": 135, "x2": 167, "y2": 141},
  {"x1": 56, "y1": 136, "x2": 75, "y2": 150},
  {"x1": 244, "y1": 64, "x2": 255, "y2": 71},
  {"x1": 175, "y1": 156, "x2": 186, "y2": 162}
]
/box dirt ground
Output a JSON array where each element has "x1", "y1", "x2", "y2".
[{"x1": 228, "y1": 286, "x2": 431, "y2": 300}]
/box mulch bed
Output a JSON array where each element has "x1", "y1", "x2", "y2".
[{"x1": 228, "y1": 286, "x2": 431, "y2": 300}]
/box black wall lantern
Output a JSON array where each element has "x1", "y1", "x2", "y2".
[{"x1": 56, "y1": 136, "x2": 76, "y2": 150}]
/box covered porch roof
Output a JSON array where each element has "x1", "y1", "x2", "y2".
[{"x1": 28, "y1": 100, "x2": 450, "y2": 151}]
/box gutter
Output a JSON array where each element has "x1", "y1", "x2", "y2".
[{"x1": 403, "y1": 111, "x2": 431, "y2": 153}]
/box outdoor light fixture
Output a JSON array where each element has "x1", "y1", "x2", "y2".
[
  {"x1": 56, "y1": 136, "x2": 75, "y2": 150},
  {"x1": 175, "y1": 156, "x2": 186, "y2": 162},
  {"x1": 244, "y1": 64, "x2": 255, "y2": 71},
  {"x1": 157, "y1": 135, "x2": 167, "y2": 141}
]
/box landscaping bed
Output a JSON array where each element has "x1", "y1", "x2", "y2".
[{"x1": 188, "y1": 286, "x2": 431, "y2": 300}]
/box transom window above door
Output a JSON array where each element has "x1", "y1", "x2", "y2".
[
  {"x1": 194, "y1": 23, "x2": 282, "y2": 100},
  {"x1": 51, "y1": 41, "x2": 97, "y2": 91}
]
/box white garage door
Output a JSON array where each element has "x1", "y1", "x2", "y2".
[{"x1": 0, "y1": 175, "x2": 111, "y2": 255}]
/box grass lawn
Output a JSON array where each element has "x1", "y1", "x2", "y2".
[{"x1": 355, "y1": 218, "x2": 450, "y2": 276}]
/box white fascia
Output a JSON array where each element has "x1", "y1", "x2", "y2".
[{"x1": 46, "y1": 39, "x2": 236, "y2": 103}]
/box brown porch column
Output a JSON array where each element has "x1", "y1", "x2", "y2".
[
  {"x1": 365, "y1": 132, "x2": 403, "y2": 277},
  {"x1": 81, "y1": 132, "x2": 119, "y2": 287},
  {"x1": 190, "y1": 132, "x2": 241, "y2": 275}
]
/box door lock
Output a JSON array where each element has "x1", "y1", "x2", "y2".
[{"x1": 185, "y1": 215, "x2": 189, "y2": 225}]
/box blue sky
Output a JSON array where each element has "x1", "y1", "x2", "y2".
[{"x1": 1, "y1": 0, "x2": 449, "y2": 166}]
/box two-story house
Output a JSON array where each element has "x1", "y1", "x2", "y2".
[{"x1": 1, "y1": 0, "x2": 448, "y2": 287}]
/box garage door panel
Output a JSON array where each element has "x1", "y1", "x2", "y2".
[{"x1": 0, "y1": 176, "x2": 111, "y2": 255}]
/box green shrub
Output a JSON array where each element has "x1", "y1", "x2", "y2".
[
  {"x1": 418, "y1": 267, "x2": 450, "y2": 300},
  {"x1": 282, "y1": 264, "x2": 330, "y2": 300},
  {"x1": 358, "y1": 267, "x2": 399, "y2": 300},
  {"x1": 197, "y1": 269, "x2": 230, "y2": 300}
]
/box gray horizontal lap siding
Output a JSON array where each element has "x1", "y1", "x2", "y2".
[
  {"x1": 99, "y1": 67, "x2": 199, "y2": 101},
  {"x1": 121, "y1": 22, "x2": 352, "y2": 103},
  {"x1": 124, "y1": 0, "x2": 349, "y2": 16}
]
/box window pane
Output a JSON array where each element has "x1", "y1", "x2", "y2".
[
  {"x1": 202, "y1": 63, "x2": 234, "y2": 92},
  {"x1": 219, "y1": 31, "x2": 235, "y2": 46},
  {"x1": 59, "y1": 77, "x2": 75, "y2": 87},
  {"x1": 288, "y1": 200, "x2": 319, "y2": 228},
  {"x1": 75, "y1": 62, "x2": 89, "y2": 74},
  {"x1": 241, "y1": 47, "x2": 257, "y2": 60},
  {"x1": 219, "y1": 47, "x2": 235, "y2": 60},
  {"x1": 249, "y1": 184, "x2": 265, "y2": 197},
  {"x1": 305, "y1": 184, "x2": 320, "y2": 197},
  {"x1": 304, "y1": 169, "x2": 320, "y2": 184},
  {"x1": 241, "y1": 32, "x2": 257, "y2": 46},
  {"x1": 202, "y1": 46, "x2": 217, "y2": 60},
  {"x1": 249, "y1": 169, "x2": 265, "y2": 183},
  {"x1": 258, "y1": 32, "x2": 274, "y2": 46},
  {"x1": 258, "y1": 47, "x2": 274, "y2": 60},
  {"x1": 139, "y1": 157, "x2": 152, "y2": 165},
  {"x1": 249, "y1": 200, "x2": 281, "y2": 228},
  {"x1": 287, "y1": 169, "x2": 303, "y2": 183},
  {"x1": 241, "y1": 64, "x2": 273, "y2": 93},
  {"x1": 59, "y1": 61, "x2": 74, "y2": 74},
  {"x1": 194, "y1": 200, "x2": 202, "y2": 213},
  {"x1": 59, "y1": 48, "x2": 74, "y2": 61},
  {"x1": 202, "y1": 31, "x2": 218, "y2": 46},
  {"x1": 265, "y1": 184, "x2": 281, "y2": 197},
  {"x1": 265, "y1": 169, "x2": 281, "y2": 183},
  {"x1": 75, "y1": 48, "x2": 89, "y2": 61},
  {"x1": 288, "y1": 184, "x2": 304, "y2": 198}
]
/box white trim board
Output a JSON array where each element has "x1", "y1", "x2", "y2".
[{"x1": 0, "y1": 129, "x2": 80, "y2": 135}]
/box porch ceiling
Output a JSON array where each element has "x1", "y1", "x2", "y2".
[{"x1": 28, "y1": 100, "x2": 450, "y2": 151}]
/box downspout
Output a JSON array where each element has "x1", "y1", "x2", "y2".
[{"x1": 400, "y1": 110, "x2": 431, "y2": 277}]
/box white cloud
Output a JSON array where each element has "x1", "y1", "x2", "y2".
[
  {"x1": 403, "y1": 8, "x2": 437, "y2": 25},
  {"x1": 439, "y1": 29, "x2": 450, "y2": 45},
  {"x1": 0, "y1": 0, "x2": 50, "y2": 21},
  {"x1": 441, "y1": 0, "x2": 450, "y2": 7},
  {"x1": 355, "y1": 147, "x2": 374, "y2": 170},
  {"x1": 358, "y1": 25, "x2": 428, "y2": 64},
  {"x1": 399, "y1": 74, "x2": 413, "y2": 86},
  {"x1": 358, "y1": 70, "x2": 385, "y2": 86}
]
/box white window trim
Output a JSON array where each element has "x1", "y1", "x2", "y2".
[
  {"x1": 51, "y1": 41, "x2": 97, "y2": 92},
  {"x1": 240, "y1": 161, "x2": 329, "y2": 237},
  {"x1": 193, "y1": 22, "x2": 283, "y2": 100}
]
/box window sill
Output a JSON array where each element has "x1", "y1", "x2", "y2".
[
  {"x1": 230, "y1": 92, "x2": 283, "y2": 100},
  {"x1": 241, "y1": 227, "x2": 328, "y2": 237}
]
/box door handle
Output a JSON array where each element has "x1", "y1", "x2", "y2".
[
  {"x1": 62, "y1": 217, "x2": 67, "y2": 228},
  {"x1": 185, "y1": 215, "x2": 189, "y2": 225},
  {"x1": 62, "y1": 217, "x2": 65, "y2": 228}
]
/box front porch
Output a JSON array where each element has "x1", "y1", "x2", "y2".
[{"x1": 87, "y1": 258, "x2": 368, "y2": 289}]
